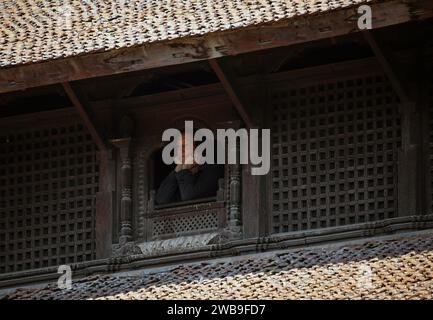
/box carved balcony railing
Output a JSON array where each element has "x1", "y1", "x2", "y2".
[{"x1": 146, "y1": 178, "x2": 227, "y2": 241}]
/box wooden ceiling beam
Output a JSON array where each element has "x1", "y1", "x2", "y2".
[
  {"x1": 1, "y1": 0, "x2": 432, "y2": 94},
  {"x1": 209, "y1": 58, "x2": 254, "y2": 128},
  {"x1": 62, "y1": 82, "x2": 107, "y2": 151}
]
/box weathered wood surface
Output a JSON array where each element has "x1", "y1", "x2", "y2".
[
  {"x1": 363, "y1": 31, "x2": 426, "y2": 218},
  {"x1": 1, "y1": 214, "x2": 432, "y2": 289},
  {"x1": 1, "y1": 0, "x2": 432, "y2": 94}
]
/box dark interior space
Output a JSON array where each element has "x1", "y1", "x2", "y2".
[
  {"x1": 0, "y1": 84, "x2": 72, "y2": 118},
  {"x1": 151, "y1": 138, "x2": 223, "y2": 205},
  {"x1": 152, "y1": 147, "x2": 176, "y2": 192}
]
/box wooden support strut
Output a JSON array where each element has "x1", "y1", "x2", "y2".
[
  {"x1": 363, "y1": 31, "x2": 411, "y2": 105},
  {"x1": 62, "y1": 82, "x2": 113, "y2": 258},
  {"x1": 363, "y1": 31, "x2": 423, "y2": 217},
  {"x1": 61, "y1": 82, "x2": 107, "y2": 152},
  {"x1": 208, "y1": 59, "x2": 254, "y2": 128},
  {"x1": 362, "y1": 31, "x2": 416, "y2": 150}
]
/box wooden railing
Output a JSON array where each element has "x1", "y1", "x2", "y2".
[{"x1": 146, "y1": 179, "x2": 227, "y2": 241}]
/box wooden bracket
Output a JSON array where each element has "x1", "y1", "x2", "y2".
[
  {"x1": 208, "y1": 58, "x2": 254, "y2": 128},
  {"x1": 62, "y1": 82, "x2": 107, "y2": 152},
  {"x1": 363, "y1": 31, "x2": 413, "y2": 105}
]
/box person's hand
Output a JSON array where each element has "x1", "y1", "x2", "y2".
[
  {"x1": 175, "y1": 163, "x2": 198, "y2": 173},
  {"x1": 182, "y1": 163, "x2": 196, "y2": 170}
]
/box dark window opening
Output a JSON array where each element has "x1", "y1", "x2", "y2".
[
  {"x1": 152, "y1": 147, "x2": 176, "y2": 193},
  {"x1": 150, "y1": 142, "x2": 224, "y2": 208}
]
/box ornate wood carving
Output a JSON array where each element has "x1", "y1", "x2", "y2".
[
  {"x1": 133, "y1": 135, "x2": 163, "y2": 241},
  {"x1": 111, "y1": 137, "x2": 133, "y2": 245},
  {"x1": 226, "y1": 151, "x2": 242, "y2": 239},
  {"x1": 110, "y1": 115, "x2": 136, "y2": 246}
]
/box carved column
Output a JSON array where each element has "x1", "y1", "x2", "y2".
[
  {"x1": 111, "y1": 138, "x2": 133, "y2": 245},
  {"x1": 227, "y1": 144, "x2": 242, "y2": 239}
]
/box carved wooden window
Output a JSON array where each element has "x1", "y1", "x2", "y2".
[
  {"x1": 269, "y1": 74, "x2": 401, "y2": 233},
  {"x1": 145, "y1": 148, "x2": 227, "y2": 241},
  {"x1": 0, "y1": 123, "x2": 99, "y2": 273}
]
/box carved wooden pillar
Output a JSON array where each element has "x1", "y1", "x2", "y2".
[
  {"x1": 111, "y1": 138, "x2": 133, "y2": 244},
  {"x1": 228, "y1": 145, "x2": 242, "y2": 238}
]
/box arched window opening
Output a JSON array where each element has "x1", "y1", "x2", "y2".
[{"x1": 149, "y1": 136, "x2": 225, "y2": 209}]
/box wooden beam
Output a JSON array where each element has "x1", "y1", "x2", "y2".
[
  {"x1": 363, "y1": 31, "x2": 412, "y2": 104},
  {"x1": 61, "y1": 82, "x2": 107, "y2": 151},
  {"x1": 1, "y1": 0, "x2": 432, "y2": 94},
  {"x1": 209, "y1": 58, "x2": 254, "y2": 128}
]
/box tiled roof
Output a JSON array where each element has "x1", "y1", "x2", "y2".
[
  {"x1": 0, "y1": 0, "x2": 372, "y2": 68},
  {"x1": 3, "y1": 232, "x2": 433, "y2": 299}
]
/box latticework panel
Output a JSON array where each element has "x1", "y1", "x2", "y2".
[
  {"x1": 270, "y1": 74, "x2": 401, "y2": 233},
  {"x1": 0, "y1": 123, "x2": 99, "y2": 273},
  {"x1": 151, "y1": 210, "x2": 219, "y2": 239}
]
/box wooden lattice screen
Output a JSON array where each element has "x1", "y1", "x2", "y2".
[
  {"x1": 150, "y1": 204, "x2": 223, "y2": 240},
  {"x1": 0, "y1": 123, "x2": 99, "y2": 273},
  {"x1": 269, "y1": 74, "x2": 401, "y2": 234}
]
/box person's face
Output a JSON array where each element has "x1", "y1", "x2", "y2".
[{"x1": 175, "y1": 133, "x2": 195, "y2": 164}]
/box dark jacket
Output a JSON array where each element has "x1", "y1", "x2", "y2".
[{"x1": 155, "y1": 164, "x2": 224, "y2": 205}]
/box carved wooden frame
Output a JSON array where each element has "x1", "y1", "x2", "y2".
[{"x1": 131, "y1": 118, "x2": 243, "y2": 244}]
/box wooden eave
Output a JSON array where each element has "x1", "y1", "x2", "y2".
[{"x1": 0, "y1": 0, "x2": 432, "y2": 95}]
